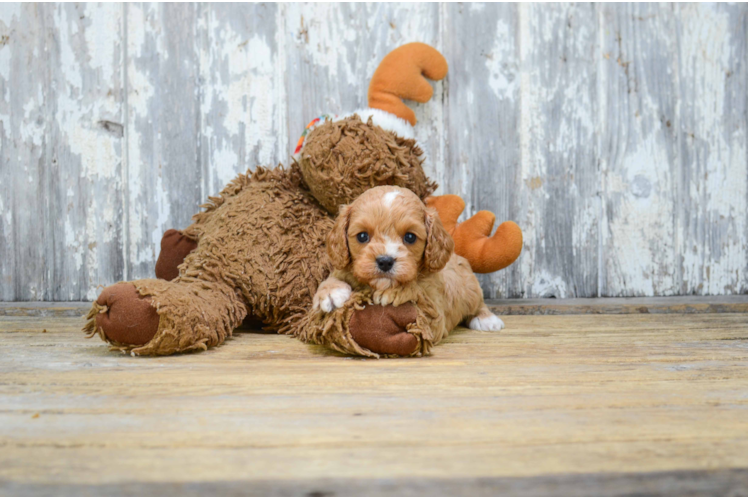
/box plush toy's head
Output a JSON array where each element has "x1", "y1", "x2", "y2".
[
  {"x1": 297, "y1": 114, "x2": 436, "y2": 214},
  {"x1": 294, "y1": 43, "x2": 447, "y2": 215}
]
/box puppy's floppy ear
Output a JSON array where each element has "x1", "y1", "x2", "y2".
[
  {"x1": 327, "y1": 204, "x2": 352, "y2": 269},
  {"x1": 423, "y1": 207, "x2": 454, "y2": 273}
]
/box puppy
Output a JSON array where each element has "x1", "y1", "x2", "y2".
[{"x1": 313, "y1": 186, "x2": 504, "y2": 354}]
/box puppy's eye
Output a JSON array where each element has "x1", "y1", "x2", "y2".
[
  {"x1": 356, "y1": 232, "x2": 369, "y2": 243},
  {"x1": 403, "y1": 232, "x2": 417, "y2": 245}
]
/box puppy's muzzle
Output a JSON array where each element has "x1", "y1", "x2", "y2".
[{"x1": 376, "y1": 255, "x2": 395, "y2": 272}]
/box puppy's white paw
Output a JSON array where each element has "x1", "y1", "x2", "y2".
[
  {"x1": 317, "y1": 286, "x2": 352, "y2": 313},
  {"x1": 469, "y1": 313, "x2": 505, "y2": 332}
]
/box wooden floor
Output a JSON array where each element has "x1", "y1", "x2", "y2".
[{"x1": 1, "y1": 312, "x2": 748, "y2": 495}]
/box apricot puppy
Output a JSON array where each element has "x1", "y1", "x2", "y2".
[{"x1": 314, "y1": 186, "x2": 504, "y2": 354}]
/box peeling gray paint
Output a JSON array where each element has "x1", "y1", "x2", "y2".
[{"x1": 0, "y1": 3, "x2": 746, "y2": 301}]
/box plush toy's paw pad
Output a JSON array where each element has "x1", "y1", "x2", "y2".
[
  {"x1": 315, "y1": 284, "x2": 352, "y2": 313},
  {"x1": 349, "y1": 304, "x2": 419, "y2": 356},
  {"x1": 93, "y1": 283, "x2": 160, "y2": 346},
  {"x1": 469, "y1": 313, "x2": 505, "y2": 332}
]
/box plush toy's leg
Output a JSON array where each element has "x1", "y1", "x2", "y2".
[
  {"x1": 84, "y1": 278, "x2": 246, "y2": 355},
  {"x1": 294, "y1": 292, "x2": 437, "y2": 358},
  {"x1": 154, "y1": 229, "x2": 198, "y2": 281},
  {"x1": 152, "y1": 230, "x2": 269, "y2": 328}
]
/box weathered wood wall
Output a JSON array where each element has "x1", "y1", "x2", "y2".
[{"x1": 1, "y1": 3, "x2": 746, "y2": 301}]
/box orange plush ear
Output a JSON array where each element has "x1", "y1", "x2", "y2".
[
  {"x1": 368, "y1": 43, "x2": 448, "y2": 126},
  {"x1": 426, "y1": 195, "x2": 523, "y2": 274}
]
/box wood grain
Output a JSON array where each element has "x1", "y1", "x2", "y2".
[
  {"x1": 0, "y1": 4, "x2": 128, "y2": 302},
  {"x1": 675, "y1": 4, "x2": 747, "y2": 296},
  {"x1": 0, "y1": 4, "x2": 49, "y2": 301},
  {"x1": 441, "y1": 3, "x2": 521, "y2": 300},
  {"x1": 1, "y1": 3, "x2": 747, "y2": 301},
  {"x1": 198, "y1": 3, "x2": 285, "y2": 198},
  {"x1": 599, "y1": 4, "x2": 680, "y2": 297},
  {"x1": 1, "y1": 313, "x2": 747, "y2": 495},
  {"x1": 518, "y1": 3, "x2": 600, "y2": 299},
  {"x1": 2, "y1": 294, "x2": 748, "y2": 317},
  {"x1": 124, "y1": 3, "x2": 203, "y2": 280}
]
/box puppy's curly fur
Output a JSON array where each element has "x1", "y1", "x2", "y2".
[{"x1": 312, "y1": 186, "x2": 504, "y2": 356}]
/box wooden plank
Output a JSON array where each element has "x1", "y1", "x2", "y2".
[
  {"x1": 441, "y1": 4, "x2": 522, "y2": 300},
  {"x1": 0, "y1": 4, "x2": 51, "y2": 301},
  {"x1": 675, "y1": 4, "x2": 748, "y2": 295},
  {"x1": 599, "y1": 4, "x2": 681, "y2": 297},
  {"x1": 2, "y1": 294, "x2": 747, "y2": 317},
  {"x1": 0, "y1": 302, "x2": 90, "y2": 317},
  {"x1": 1, "y1": 314, "x2": 747, "y2": 495},
  {"x1": 488, "y1": 294, "x2": 748, "y2": 316},
  {"x1": 124, "y1": 3, "x2": 203, "y2": 280},
  {"x1": 2, "y1": 468, "x2": 748, "y2": 496},
  {"x1": 196, "y1": 3, "x2": 284, "y2": 196},
  {"x1": 0, "y1": 4, "x2": 126, "y2": 302},
  {"x1": 514, "y1": 4, "x2": 600, "y2": 299},
  {"x1": 46, "y1": 3, "x2": 126, "y2": 301}
]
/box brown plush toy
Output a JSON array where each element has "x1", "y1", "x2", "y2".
[{"x1": 84, "y1": 43, "x2": 523, "y2": 357}]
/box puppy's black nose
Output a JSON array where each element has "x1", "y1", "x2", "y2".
[{"x1": 376, "y1": 255, "x2": 395, "y2": 272}]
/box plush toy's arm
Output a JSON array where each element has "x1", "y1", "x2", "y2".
[
  {"x1": 426, "y1": 195, "x2": 522, "y2": 274},
  {"x1": 154, "y1": 229, "x2": 198, "y2": 281},
  {"x1": 153, "y1": 179, "x2": 242, "y2": 281}
]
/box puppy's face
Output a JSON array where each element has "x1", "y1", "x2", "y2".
[{"x1": 327, "y1": 186, "x2": 454, "y2": 291}]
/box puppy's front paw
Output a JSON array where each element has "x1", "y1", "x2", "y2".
[
  {"x1": 313, "y1": 283, "x2": 352, "y2": 313},
  {"x1": 372, "y1": 289, "x2": 396, "y2": 306},
  {"x1": 469, "y1": 313, "x2": 505, "y2": 332}
]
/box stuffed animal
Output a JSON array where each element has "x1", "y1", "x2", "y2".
[{"x1": 83, "y1": 43, "x2": 523, "y2": 357}]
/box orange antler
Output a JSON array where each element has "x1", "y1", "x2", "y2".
[
  {"x1": 426, "y1": 195, "x2": 523, "y2": 274},
  {"x1": 368, "y1": 43, "x2": 448, "y2": 126}
]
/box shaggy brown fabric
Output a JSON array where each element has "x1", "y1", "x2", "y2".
[
  {"x1": 349, "y1": 303, "x2": 418, "y2": 356},
  {"x1": 295, "y1": 284, "x2": 441, "y2": 358},
  {"x1": 86, "y1": 118, "x2": 443, "y2": 357},
  {"x1": 86, "y1": 165, "x2": 332, "y2": 355},
  {"x1": 155, "y1": 229, "x2": 198, "y2": 281},
  {"x1": 123, "y1": 278, "x2": 246, "y2": 355},
  {"x1": 297, "y1": 115, "x2": 436, "y2": 215}
]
